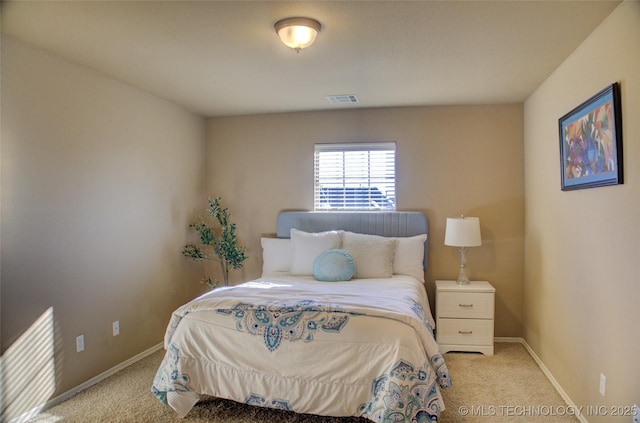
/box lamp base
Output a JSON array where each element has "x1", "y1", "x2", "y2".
[
  {"x1": 456, "y1": 247, "x2": 471, "y2": 285},
  {"x1": 456, "y1": 268, "x2": 470, "y2": 285}
]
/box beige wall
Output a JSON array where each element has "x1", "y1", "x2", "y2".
[
  {"x1": 206, "y1": 105, "x2": 524, "y2": 337},
  {"x1": 523, "y1": 1, "x2": 639, "y2": 419},
  {"x1": 1, "y1": 37, "x2": 207, "y2": 418},
  {"x1": 2, "y1": 1, "x2": 635, "y2": 418}
]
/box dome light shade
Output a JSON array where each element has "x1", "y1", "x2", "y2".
[{"x1": 274, "y1": 17, "x2": 321, "y2": 52}]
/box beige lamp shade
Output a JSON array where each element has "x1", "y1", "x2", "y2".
[{"x1": 444, "y1": 216, "x2": 482, "y2": 247}]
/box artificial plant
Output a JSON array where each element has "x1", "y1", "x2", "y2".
[{"x1": 182, "y1": 197, "x2": 247, "y2": 288}]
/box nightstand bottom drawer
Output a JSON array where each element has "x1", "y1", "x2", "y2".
[{"x1": 437, "y1": 318, "x2": 494, "y2": 346}]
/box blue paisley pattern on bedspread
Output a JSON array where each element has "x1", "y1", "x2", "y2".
[
  {"x1": 218, "y1": 300, "x2": 353, "y2": 352},
  {"x1": 406, "y1": 297, "x2": 434, "y2": 335},
  {"x1": 151, "y1": 343, "x2": 191, "y2": 404},
  {"x1": 405, "y1": 296, "x2": 451, "y2": 389},
  {"x1": 359, "y1": 359, "x2": 442, "y2": 422},
  {"x1": 245, "y1": 393, "x2": 293, "y2": 411}
]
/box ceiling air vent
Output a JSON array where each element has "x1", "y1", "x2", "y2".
[{"x1": 326, "y1": 94, "x2": 359, "y2": 104}]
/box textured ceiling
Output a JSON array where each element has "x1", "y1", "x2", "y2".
[{"x1": 1, "y1": 1, "x2": 620, "y2": 117}]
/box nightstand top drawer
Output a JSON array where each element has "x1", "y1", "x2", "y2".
[
  {"x1": 437, "y1": 291, "x2": 494, "y2": 318},
  {"x1": 435, "y1": 280, "x2": 495, "y2": 293}
]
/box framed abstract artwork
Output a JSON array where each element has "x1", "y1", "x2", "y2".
[{"x1": 558, "y1": 83, "x2": 623, "y2": 191}]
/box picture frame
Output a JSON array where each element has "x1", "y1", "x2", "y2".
[{"x1": 558, "y1": 82, "x2": 623, "y2": 191}]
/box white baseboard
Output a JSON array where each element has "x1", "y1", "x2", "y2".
[
  {"x1": 10, "y1": 342, "x2": 164, "y2": 423},
  {"x1": 495, "y1": 337, "x2": 588, "y2": 423}
]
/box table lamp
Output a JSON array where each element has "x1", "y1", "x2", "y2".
[{"x1": 444, "y1": 216, "x2": 482, "y2": 285}]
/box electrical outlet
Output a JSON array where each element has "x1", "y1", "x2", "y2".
[
  {"x1": 76, "y1": 335, "x2": 84, "y2": 352},
  {"x1": 112, "y1": 321, "x2": 120, "y2": 336},
  {"x1": 632, "y1": 403, "x2": 639, "y2": 423},
  {"x1": 599, "y1": 373, "x2": 606, "y2": 396}
]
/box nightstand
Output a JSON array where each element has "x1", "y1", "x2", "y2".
[{"x1": 435, "y1": 280, "x2": 495, "y2": 355}]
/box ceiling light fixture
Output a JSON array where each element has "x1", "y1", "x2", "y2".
[{"x1": 274, "y1": 17, "x2": 321, "y2": 53}]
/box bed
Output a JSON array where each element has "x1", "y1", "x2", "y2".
[{"x1": 152, "y1": 211, "x2": 451, "y2": 421}]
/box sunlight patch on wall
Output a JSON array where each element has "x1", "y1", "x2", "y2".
[{"x1": 1, "y1": 307, "x2": 59, "y2": 422}]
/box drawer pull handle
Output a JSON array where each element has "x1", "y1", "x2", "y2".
[
  {"x1": 459, "y1": 303, "x2": 474, "y2": 308},
  {"x1": 458, "y1": 330, "x2": 473, "y2": 334}
]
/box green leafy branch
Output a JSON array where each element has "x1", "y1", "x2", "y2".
[{"x1": 182, "y1": 197, "x2": 247, "y2": 288}]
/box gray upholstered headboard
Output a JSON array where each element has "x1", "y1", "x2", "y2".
[{"x1": 276, "y1": 211, "x2": 428, "y2": 269}]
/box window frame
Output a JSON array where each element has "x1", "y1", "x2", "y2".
[{"x1": 313, "y1": 142, "x2": 397, "y2": 211}]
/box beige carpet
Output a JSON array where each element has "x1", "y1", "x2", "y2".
[{"x1": 26, "y1": 342, "x2": 577, "y2": 422}]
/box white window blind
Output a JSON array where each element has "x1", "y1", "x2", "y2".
[{"x1": 314, "y1": 142, "x2": 396, "y2": 211}]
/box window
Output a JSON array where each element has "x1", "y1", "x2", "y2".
[{"x1": 314, "y1": 142, "x2": 396, "y2": 211}]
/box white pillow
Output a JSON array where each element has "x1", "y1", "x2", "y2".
[
  {"x1": 341, "y1": 231, "x2": 396, "y2": 279},
  {"x1": 261, "y1": 237, "x2": 292, "y2": 276},
  {"x1": 289, "y1": 229, "x2": 341, "y2": 275},
  {"x1": 393, "y1": 234, "x2": 427, "y2": 282}
]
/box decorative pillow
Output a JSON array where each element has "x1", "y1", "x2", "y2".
[
  {"x1": 261, "y1": 237, "x2": 292, "y2": 276},
  {"x1": 289, "y1": 229, "x2": 341, "y2": 275},
  {"x1": 393, "y1": 234, "x2": 427, "y2": 282},
  {"x1": 313, "y1": 249, "x2": 355, "y2": 282},
  {"x1": 341, "y1": 231, "x2": 396, "y2": 279}
]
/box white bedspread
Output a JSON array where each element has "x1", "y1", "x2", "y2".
[{"x1": 152, "y1": 274, "x2": 451, "y2": 421}]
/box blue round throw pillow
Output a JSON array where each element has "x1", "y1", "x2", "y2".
[{"x1": 313, "y1": 249, "x2": 355, "y2": 282}]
